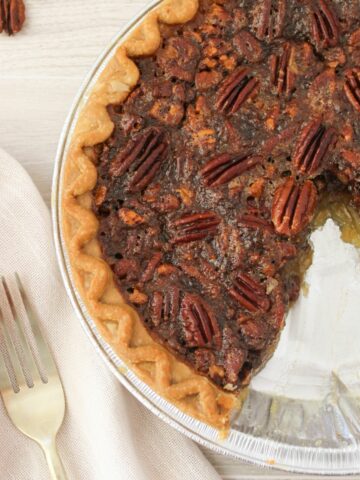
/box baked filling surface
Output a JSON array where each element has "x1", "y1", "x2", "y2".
[{"x1": 91, "y1": 0, "x2": 360, "y2": 392}]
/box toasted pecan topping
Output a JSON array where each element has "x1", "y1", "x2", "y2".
[
  {"x1": 230, "y1": 273, "x2": 271, "y2": 313},
  {"x1": 195, "y1": 70, "x2": 222, "y2": 91},
  {"x1": 151, "y1": 287, "x2": 180, "y2": 327},
  {"x1": 253, "y1": 0, "x2": 286, "y2": 42},
  {"x1": 171, "y1": 212, "x2": 220, "y2": 244},
  {"x1": 109, "y1": 128, "x2": 168, "y2": 192},
  {"x1": 118, "y1": 208, "x2": 145, "y2": 226},
  {"x1": 233, "y1": 31, "x2": 263, "y2": 63},
  {"x1": 181, "y1": 294, "x2": 221, "y2": 348},
  {"x1": 349, "y1": 28, "x2": 360, "y2": 47},
  {"x1": 293, "y1": 120, "x2": 337, "y2": 175},
  {"x1": 270, "y1": 43, "x2": 295, "y2": 96},
  {"x1": 341, "y1": 149, "x2": 360, "y2": 169},
  {"x1": 216, "y1": 67, "x2": 259, "y2": 115},
  {"x1": 201, "y1": 153, "x2": 262, "y2": 187},
  {"x1": 311, "y1": 0, "x2": 339, "y2": 50},
  {"x1": 114, "y1": 259, "x2": 139, "y2": 282},
  {"x1": 344, "y1": 68, "x2": 360, "y2": 113},
  {"x1": 157, "y1": 37, "x2": 200, "y2": 82},
  {"x1": 238, "y1": 214, "x2": 274, "y2": 232},
  {"x1": 224, "y1": 348, "x2": 246, "y2": 384},
  {"x1": 272, "y1": 178, "x2": 318, "y2": 236},
  {"x1": 140, "y1": 253, "x2": 162, "y2": 283},
  {"x1": 239, "y1": 318, "x2": 269, "y2": 350},
  {"x1": 149, "y1": 99, "x2": 184, "y2": 126},
  {"x1": 94, "y1": 185, "x2": 107, "y2": 207}
]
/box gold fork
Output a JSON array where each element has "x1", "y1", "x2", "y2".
[{"x1": 0, "y1": 274, "x2": 67, "y2": 480}]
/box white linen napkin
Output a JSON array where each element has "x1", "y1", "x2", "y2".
[{"x1": 0, "y1": 148, "x2": 221, "y2": 480}]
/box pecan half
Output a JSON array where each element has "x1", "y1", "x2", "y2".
[
  {"x1": 180, "y1": 260, "x2": 221, "y2": 298},
  {"x1": 201, "y1": 153, "x2": 262, "y2": 187},
  {"x1": 293, "y1": 119, "x2": 337, "y2": 175},
  {"x1": 233, "y1": 31, "x2": 263, "y2": 63},
  {"x1": 254, "y1": 0, "x2": 286, "y2": 42},
  {"x1": 348, "y1": 29, "x2": 360, "y2": 64},
  {"x1": 224, "y1": 348, "x2": 246, "y2": 384},
  {"x1": 230, "y1": 273, "x2": 271, "y2": 313},
  {"x1": 349, "y1": 28, "x2": 360, "y2": 48},
  {"x1": 140, "y1": 252, "x2": 162, "y2": 283},
  {"x1": 270, "y1": 43, "x2": 295, "y2": 96},
  {"x1": 171, "y1": 212, "x2": 220, "y2": 244},
  {"x1": 272, "y1": 178, "x2": 318, "y2": 236},
  {"x1": 311, "y1": 0, "x2": 339, "y2": 50},
  {"x1": 109, "y1": 128, "x2": 168, "y2": 192},
  {"x1": 238, "y1": 213, "x2": 274, "y2": 232},
  {"x1": 0, "y1": 0, "x2": 25, "y2": 35},
  {"x1": 239, "y1": 318, "x2": 269, "y2": 350},
  {"x1": 307, "y1": 69, "x2": 337, "y2": 114},
  {"x1": 150, "y1": 287, "x2": 180, "y2": 327},
  {"x1": 181, "y1": 294, "x2": 221, "y2": 348},
  {"x1": 344, "y1": 68, "x2": 360, "y2": 113},
  {"x1": 216, "y1": 67, "x2": 259, "y2": 115}
]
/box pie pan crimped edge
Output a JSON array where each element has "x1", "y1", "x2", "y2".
[{"x1": 52, "y1": 0, "x2": 360, "y2": 474}]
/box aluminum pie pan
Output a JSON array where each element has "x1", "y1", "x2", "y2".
[{"x1": 51, "y1": 1, "x2": 360, "y2": 474}]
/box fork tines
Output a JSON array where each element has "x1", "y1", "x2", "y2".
[{"x1": 0, "y1": 274, "x2": 56, "y2": 392}]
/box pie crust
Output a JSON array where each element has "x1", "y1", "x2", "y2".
[{"x1": 61, "y1": 0, "x2": 240, "y2": 430}]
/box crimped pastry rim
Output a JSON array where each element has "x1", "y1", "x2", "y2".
[{"x1": 58, "y1": 0, "x2": 241, "y2": 431}]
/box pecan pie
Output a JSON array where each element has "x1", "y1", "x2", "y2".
[{"x1": 62, "y1": 0, "x2": 360, "y2": 429}]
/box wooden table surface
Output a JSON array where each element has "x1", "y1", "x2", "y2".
[{"x1": 0, "y1": 1, "x2": 354, "y2": 478}]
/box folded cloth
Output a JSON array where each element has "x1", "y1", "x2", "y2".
[{"x1": 0, "y1": 148, "x2": 220, "y2": 480}]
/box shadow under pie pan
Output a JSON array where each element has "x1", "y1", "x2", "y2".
[{"x1": 53, "y1": 0, "x2": 360, "y2": 474}]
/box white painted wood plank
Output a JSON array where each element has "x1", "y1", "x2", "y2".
[
  {"x1": 0, "y1": 1, "x2": 357, "y2": 478},
  {"x1": 0, "y1": 77, "x2": 77, "y2": 204},
  {"x1": 1, "y1": 1, "x2": 145, "y2": 77}
]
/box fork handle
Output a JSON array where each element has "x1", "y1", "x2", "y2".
[{"x1": 41, "y1": 437, "x2": 67, "y2": 480}]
